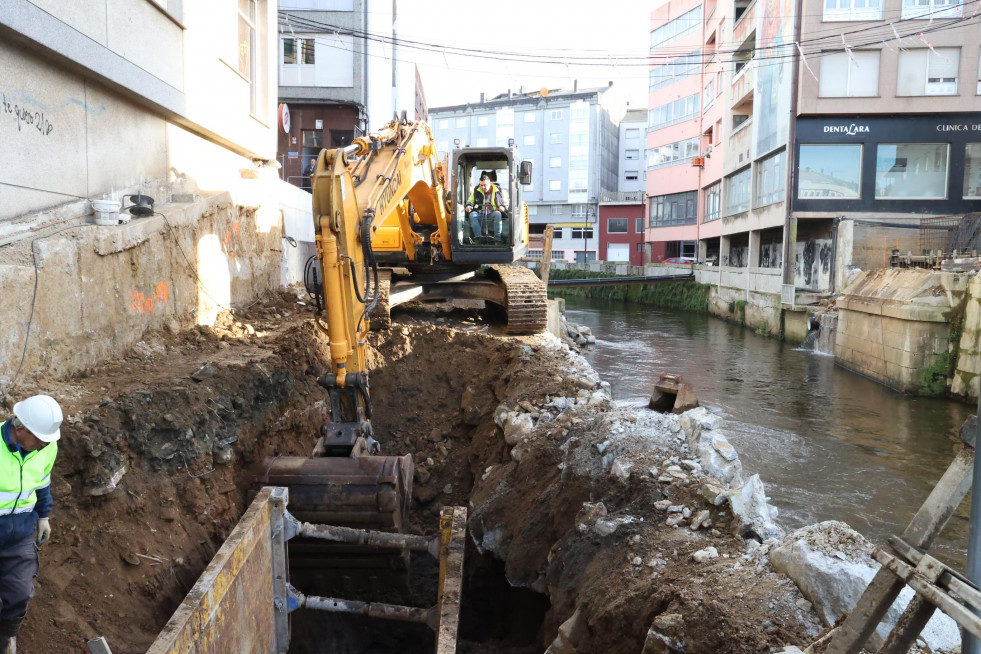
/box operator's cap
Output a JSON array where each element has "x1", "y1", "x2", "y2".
[{"x1": 479, "y1": 172, "x2": 491, "y2": 181}]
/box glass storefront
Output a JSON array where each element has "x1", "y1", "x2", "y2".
[
  {"x1": 875, "y1": 144, "x2": 949, "y2": 199},
  {"x1": 798, "y1": 144, "x2": 862, "y2": 199},
  {"x1": 965, "y1": 143, "x2": 981, "y2": 199}
]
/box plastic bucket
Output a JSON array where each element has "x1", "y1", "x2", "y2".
[{"x1": 92, "y1": 199, "x2": 121, "y2": 226}]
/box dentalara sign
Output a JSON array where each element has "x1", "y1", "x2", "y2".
[{"x1": 823, "y1": 123, "x2": 870, "y2": 136}]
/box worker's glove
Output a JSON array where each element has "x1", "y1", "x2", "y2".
[
  {"x1": 35, "y1": 518, "x2": 50, "y2": 547},
  {"x1": 465, "y1": 204, "x2": 472, "y2": 213}
]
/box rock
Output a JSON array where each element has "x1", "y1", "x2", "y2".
[
  {"x1": 657, "y1": 474, "x2": 674, "y2": 484},
  {"x1": 594, "y1": 519, "x2": 619, "y2": 537},
  {"x1": 728, "y1": 474, "x2": 784, "y2": 540},
  {"x1": 680, "y1": 459, "x2": 702, "y2": 473},
  {"x1": 586, "y1": 335, "x2": 596, "y2": 345},
  {"x1": 460, "y1": 386, "x2": 484, "y2": 426},
  {"x1": 667, "y1": 505, "x2": 683, "y2": 513},
  {"x1": 694, "y1": 431, "x2": 743, "y2": 487},
  {"x1": 689, "y1": 510, "x2": 711, "y2": 530},
  {"x1": 191, "y1": 364, "x2": 216, "y2": 382},
  {"x1": 213, "y1": 446, "x2": 234, "y2": 465},
  {"x1": 576, "y1": 502, "x2": 607, "y2": 528},
  {"x1": 654, "y1": 500, "x2": 672, "y2": 511},
  {"x1": 652, "y1": 613, "x2": 684, "y2": 632},
  {"x1": 795, "y1": 598, "x2": 813, "y2": 612},
  {"x1": 502, "y1": 412, "x2": 535, "y2": 445},
  {"x1": 164, "y1": 319, "x2": 181, "y2": 335},
  {"x1": 551, "y1": 397, "x2": 570, "y2": 410},
  {"x1": 681, "y1": 507, "x2": 691, "y2": 518},
  {"x1": 692, "y1": 546, "x2": 719, "y2": 562},
  {"x1": 428, "y1": 428, "x2": 443, "y2": 442},
  {"x1": 442, "y1": 484, "x2": 453, "y2": 495},
  {"x1": 121, "y1": 552, "x2": 141, "y2": 566},
  {"x1": 85, "y1": 465, "x2": 127, "y2": 496},
  {"x1": 601, "y1": 453, "x2": 614, "y2": 471},
  {"x1": 641, "y1": 628, "x2": 685, "y2": 654},
  {"x1": 518, "y1": 400, "x2": 537, "y2": 414},
  {"x1": 665, "y1": 515, "x2": 684, "y2": 527},
  {"x1": 596, "y1": 440, "x2": 610, "y2": 455},
  {"x1": 415, "y1": 466, "x2": 431, "y2": 484},
  {"x1": 610, "y1": 459, "x2": 632, "y2": 480},
  {"x1": 769, "y1": 521, "x2": 960, "y2": 651},
  {"x1": 671, "y1": 384, "x2": 699, "y2": 413},
  {"x1": 712, "y1": 435, "x2": 738, "y2": 461},
  {"x1": 699, "y1": 480, "x2": 729, "y2": 506},
  {"x1": 545, "y1": 608, "x2": 582, "y2": 654}
]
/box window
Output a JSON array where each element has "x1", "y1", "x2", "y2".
[
  {"x1": 649, "y1": 191, "x2": 697, "y2": 227},
  {"x1": 528, "y1": 205, "x2": 538, "y2": 215},
  {"x1": 703, "y1": 80, "x2": 715, "y2": 110},
  {"x1": 527, "y1": 250, "x2": 542, "y2": 259},
  {"x1": 648, "y1": 137, "x2": 700, "y2": 169},
  {"x1": 550, "y1": 157, "x2": 562, "y2": 168},
  {"x1": 523, "y1": 135, "x2": 535, "y2": 146},
  {"x1": 819, "y1": 51, "x2": 880, "y2": 97},
  {"x1": 571, "y1": 205, "x2": 588, "y2": 218},
  {"x1": 524, "y1": 113, "x2": 536, "y2": 123},
  {"x1": 438, "y1": 119, "x2": 449, "y2": 130},
  {"x1": 550, "y1": 205, "x2": 563, "y2": 215},
  {"x1": 876, "y1": 143, "x2": 949, "y2": 199},
  {"x1": 898, "y1": 48, "x2": 960, "y2": 95},
  {"x1": 635, "y1": 218, "x2": 644, "y2": 233},
  {"x1": 704, "y1": 182, "x2": 721, "y2": 221},
  {"x1": 625, "y1": 171, "x2": 639, "y2": 181},
  {"x1": 648, "y1": 93, "x2": 700, "y2": 130},
  {"x1": 626, "y1": 128, "x2": 640, "y2": 138},
  {"x1": 824, "y1": 0, "x2": 882, "y2": 20},
  {"x1": 551, "y1": 250, "x2": 566, "y2": 261},
  {"x1": 570, "y1": 133, "x2": 587, "y2": 146},
  {"x1": 549, "y1": 180, "x2": 562, "y2": 191},
  {"x1": 965, "y1": 144, "x2": 981, "y2": 199},
  {"x1": 650, "y1": 6, "x2": 703, "y2": 50},
  {"x1": 649, "y1": 49, "x2": 702, "y2": 91},
  {"x1": 550, "y1": 133, "x2": 562, "y2": 144},
  {"x1": 283, "y1": 38, "x2": 315, "y2": 65},
  {"x1": 902, "y1": 0, "x2": 962, "y2": 19},
  {"x1": 550, "y1": 110, "x2": 563, "y2": 120},
  {"x1": 755, "y1": 150, "x2": 786, "y2": 207},
  {"x1": 607, "y1": 218, "x2": 629, "y2": 233},
  {"x1": 571, "y1": 227, "x2": 594, "y2": 239},
  {"x1": 625, "y1": 149, "x2": 639, "y2": 160},
  {"x1": 477, "y1": 116, "x2": 489, "y2": 127},
  {"x1": 237, "y1": 0, "x2": 259, "y2": 115},
  {"x1": 798, "y1": 145, "x2": 862, "y2": 199},
  {"x1": 476, "y1": 138, "x2": 488, "y2": 147},
  {"x1": 725, "y1": 168, "x2": 751, "y2": 215},
  {"x1": 571, "y1": 106, "x2": 588, "y2": 121}
]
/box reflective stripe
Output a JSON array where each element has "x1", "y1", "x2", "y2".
[
  {"x1": 39, "y1": 473, "x2": 50, "y2": 482},
  {"x1": 34, "y1": 480, "x2": 50, "y2": 491},
  {"x1": 0, "y1": 491, "x2": 21, "y2": 502},
  {"x1": 9, "y1": 505, "x2": 34, "y2": 515}
]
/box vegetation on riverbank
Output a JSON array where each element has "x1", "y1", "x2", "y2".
[{"x1": 543, "y1": 268, "x2": 712, "y2": 314}]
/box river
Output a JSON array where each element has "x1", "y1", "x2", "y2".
[{"x1": 563, "y1": 296, "x2": 974, "y2": 565}]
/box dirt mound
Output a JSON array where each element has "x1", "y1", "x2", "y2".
[{"x1": 8, "y1": 292, "x2": 820, "y2": 653}]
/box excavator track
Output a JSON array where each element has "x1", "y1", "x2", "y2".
[{"x1": 490, "y1": 265, "x2": 548, "y2": 335}]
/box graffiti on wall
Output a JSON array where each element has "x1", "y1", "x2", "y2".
[
  {"x1": 1, "y1": 90, "x2": 55, "y2": 137},
  {"x1": 760, "y1": 242, "x2": 783, "y2": 269},
  {"x1": 129, "y1": 283, "x2": 170, "y2": 313},
  {"x1": 729, "y1": 245, "x2": 749, "y2": 268},
  {"x1": 795, "y1": 239, "x2": 832, "y2": 291}
]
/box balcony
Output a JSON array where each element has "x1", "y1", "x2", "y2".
[
  {"x1": 733, "y1": 0, "x2": 758, "y2": 43},
  {"x1": 731, "y1": 65, "x2": 755, "y2": 107},
  {"x1": 598, "y1": 191, "x2": 646, "y2": 205}
]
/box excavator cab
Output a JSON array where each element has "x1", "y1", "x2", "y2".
[{"x1": 450, "y1": 147, "x2": 533, "y2": 264}]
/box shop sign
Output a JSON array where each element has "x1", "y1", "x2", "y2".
[
  {"x1": 823, "y1": 123, "x2": 870, "y2": 136},
  {"x1": 936, "y1": 122, "x2": 981, "y2": 132}
]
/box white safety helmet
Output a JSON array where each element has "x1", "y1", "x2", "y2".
[{"x1": 12, "y1": 394, "x2": 63, "y2": 443}]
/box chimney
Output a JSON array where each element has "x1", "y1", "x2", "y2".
[
  {"x1": 507, "y1": 88, "x2": 511, "y2": 98},
  {"x1": 573, "y1": 79, "x2": 578, "y2": 92},
  {"x1": 519, "y1": 86, "x2": 524, "y2": 95},
  {"x1": 479, "y1": 92, "x2": 485, "y2": 103}
]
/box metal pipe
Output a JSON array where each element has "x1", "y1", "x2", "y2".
[
  {"x1": 297, "y1": 593, "x2": 436, "y2": 629},
  {"x1": 297, "y1": 522, "x2": 438, "y2": 558},
  {"x1": 964, "y1": 394, "x2": 981, "y2": 654}
]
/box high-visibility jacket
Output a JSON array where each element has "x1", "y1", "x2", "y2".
[
  {"x1": 467, "y1": 184, "x2": 505, "y2": 212},
  {"x1": 0, "y1": 421, "x2": 56, "y2": 548}
]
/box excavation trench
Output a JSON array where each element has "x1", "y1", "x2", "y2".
[{"x1": 17, "y1": 293, "x2": 821, "y2": 653}]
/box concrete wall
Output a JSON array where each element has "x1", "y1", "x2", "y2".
[
  {"x1": 835, "y1": 269, "x2": 959, "y2": 393},
  {"x1": 953, "y1": 275, "x2": 981, "y2": 398}
]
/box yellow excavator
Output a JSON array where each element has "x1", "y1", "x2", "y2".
[{"x1": 262, "y1": 116, "x2": 546, "y2": 548}]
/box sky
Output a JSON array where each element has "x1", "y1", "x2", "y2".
[{"x1": 396, "y1": 0, "x2": 656, "y2": 110}]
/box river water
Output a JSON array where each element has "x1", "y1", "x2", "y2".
[{"x1": 563, "y1": 296, "x2": 974, "y2": 565}]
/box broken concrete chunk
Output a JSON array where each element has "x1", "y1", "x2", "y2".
[
  {"x1": 665, "y1": 515, "x2": 684, "y2": 527},
  {"x1": 699, "y1": 480, "x2": 729, "y2": 506},
  {"x1": 502, "y1": 412, "x2": 535, "y2": 445},
  {"x1": 595, "y1": 440, "x2": 611, "y2": 455},
  {"x1": 692, "y1": 546, "x2": 719, "y2": 562},
  {"x1": 610, "y1": 459, "x2": 632, "y2": 480},
  {"x1": 654, "y1": 500, "x2": 672, "y2": 511},
  {"x1": 689, "y1": 510, "x2": 711, "y2": 530},
  {"x1": 594, "y1": 519, "x2": 619, "y2": 537},
  {"x1": 85, "y1": 465, "x2": 127, "y2": 496},
  {"x1": 712, "y1": 434, "x2": 738, "y2": 461},
  {"x1": 191, "y1": 364, "x2": 217, "y2": 382},
  {"x1": 728, "y1": 474, "x2": 784, "y2": 541}
]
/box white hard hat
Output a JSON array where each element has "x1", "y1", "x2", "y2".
[{"x1": 12, "y1": 394, "x2": 63, "y2": 443}]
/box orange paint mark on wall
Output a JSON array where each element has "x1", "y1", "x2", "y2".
[{"x1": 129, "y1": 282, "x2": 170, "y2": 313}]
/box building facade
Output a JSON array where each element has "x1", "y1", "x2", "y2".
[
  {"x1": 277, "y1": 0, "x2": 425, "y2": 189},
  {"x1": 429, "y1": 83, "x2": 623, "y2": 263},
  {"x1": 646, "y1": 0, "x2": 726, "y2": 264}
]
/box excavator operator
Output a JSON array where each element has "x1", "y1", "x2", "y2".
[{"x1": 465, "y1": 171, "x2": 506, "y2": 241}]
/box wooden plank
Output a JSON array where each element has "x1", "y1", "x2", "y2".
[
  {"x1": 436, "y1": 506, "x2": 467, "y2": 654},
  {"x1": 824, "y1": 447, "x2": 976, "y2": 654},
  {"x1": 877, "y1": 551, "x2": 945, "y2": 654},
  {"x1": 540, "y1": 226, "x2": 554, "y2": 286}
]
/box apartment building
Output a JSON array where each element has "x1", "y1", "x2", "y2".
[
  {"x1": 429, "y1": 84, "x2": 623, "y2": 263},
  {"x1": 277, "y1": 0, "x2": 426, "y2": 189},
  {"x1": 792, "y1": 0, "x2": 981, "y2": 292},
  {"x1": 599, "y1": 109, "x2": 648, "y2": 264},
  {"x1": 646, "y1": 0, "x2": 726, "y2": 264}
]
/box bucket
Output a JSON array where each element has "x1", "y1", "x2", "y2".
[{"x1": 92, "y1": 199, "x2": 121, "y2": 226}]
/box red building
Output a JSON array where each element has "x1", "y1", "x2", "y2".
[{"x1": 598, "y1": 192, "x2": 647, "y2": 266}]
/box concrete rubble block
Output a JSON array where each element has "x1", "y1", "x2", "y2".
[
  {"x1": 689, "y1": 510, "x2": 710, "y2": 530},
  {"x1": 654, "y1": 500, "x2": 672, "y2": 511},
  {"x1": 728, "y1": 474, "x2": 784, "y2": 540},
  {"x1": 769, "y1": 521, "x2": 961, "y2": 652},
  {"x1": 545, "y1": 608, "x2": 583, "y2": 654},
  {"x1": 692, "y1": 546, "x2": 719, "y2": 562},
  {"x1": 85, "y1": 464, "x2": 127, "y2": 496},
  {"x1": 610, "y1": 459, "x2": 633, "y2": 479},
  {"x1": 699, "y1": 480, "x2": 729, "y2": 506},
  {"x1": 694, "y1": 432, "x2": 743, "y2": 487},
  {"x1": 502, "y1": 412, "x2": 536, "y2": 445}
]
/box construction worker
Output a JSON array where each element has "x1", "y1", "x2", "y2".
[
  {"x1": 0, "y1": 395, "x2": 61, "y2": 652},
  {"x1": 465, "y1": 171, "x2": 506, "y2": 240}
]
